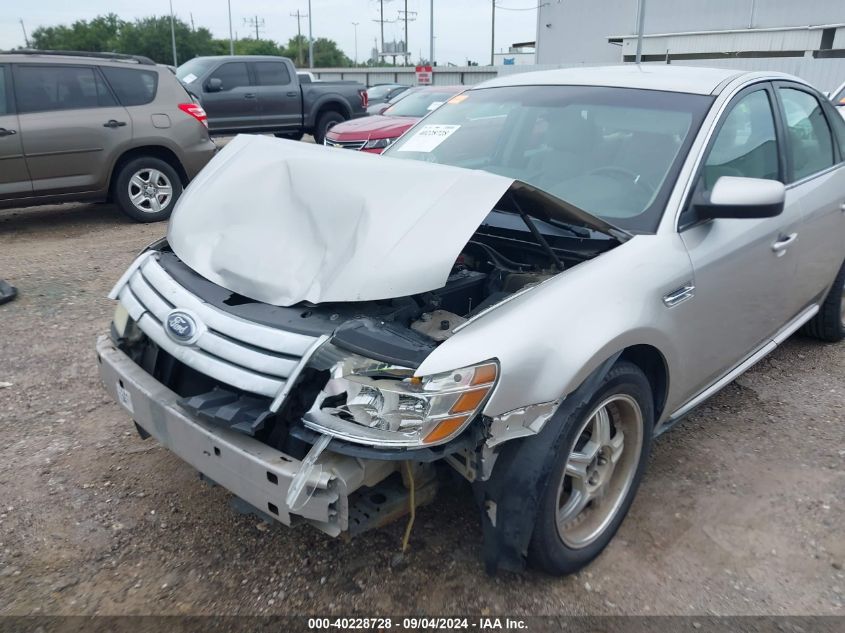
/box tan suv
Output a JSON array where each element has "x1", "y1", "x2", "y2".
[{"x1": 0, "y1": 51, "x2": 216, "y2": 222}]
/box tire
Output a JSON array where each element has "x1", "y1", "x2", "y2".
[
  {"x1": 274, "y1": 131, "x2": 304, "y2": 141},
  {"x1": 527, "y1": 361, "x2": 654, "y2": 576},
  {"x1": 313, "y1": 110, "x2": 346, "y2": 145},
  {"x1": 801, "y1": 257, "x2": 845, "y2": 343},
  {"x1": 114, "y1": 157, "x2": 183, "y2": 223}
]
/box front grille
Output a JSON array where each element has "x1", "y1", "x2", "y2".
[
  {"x1": 324, "y1": 138, "x2": 367, "y2": 150},
  {"x1": 117, "y1": 255, "x2": 318, "y2": 398}
]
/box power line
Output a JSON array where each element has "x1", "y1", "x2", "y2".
[{"x1": 243, "y1": 15, "x2": 265, "y2": 40}]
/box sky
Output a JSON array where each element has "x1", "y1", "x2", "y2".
[{"x1": 1, "y1": 0, "x2": 540, "y2": 66}]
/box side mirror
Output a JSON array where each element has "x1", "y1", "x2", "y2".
[
  {"x1": 695, "y1": 176, "x2": 785, "y2": 220},
  {"x1": 206, "y1": 77, "x2": 223, "y2": 92}
]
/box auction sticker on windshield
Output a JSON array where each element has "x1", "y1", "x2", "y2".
[
  {"x1": 396, "y1": 124, "x2": 460, "y2": 152},
  {"x1": 182, "y1": 73, "x2": 197, "y2": 84}
]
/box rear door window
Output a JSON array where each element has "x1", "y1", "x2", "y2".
[
  {"x1": 207, "y1": 62, "x2": 250, "y2": 91},
  {"x1": 15, "y1": 65, "x2": 116, "y2": 113},
  {"x1": 778, "y1": 87, "x2": 835, "y2": 181},
  {"x1": 101, "y1": 67, "x2": 158, "y2": 106},
  {"x1": 254, "y1": 62, "x2": 291, "y2": 86}
]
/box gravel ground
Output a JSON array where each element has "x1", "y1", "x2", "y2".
[{"x1": 0, "y1": 201, "x2": 843, "y2": 616}]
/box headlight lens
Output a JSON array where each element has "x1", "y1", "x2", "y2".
[
  {"x1": 363, "y1": 137, "x2": 397, "y2": 150},
  {"x1": 113, "y1": 303, "x2": 130, "y2": 338},
  {"x1": 303, "y1": 344, "x2": 498, "y2": 447}
]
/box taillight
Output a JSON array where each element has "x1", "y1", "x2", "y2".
[
  {"x1": 178, "y1": 103, "x2": 208, "y2": 128},
  {"x1": 359, "y1": 89, "x2": 368, "y2": 109}
]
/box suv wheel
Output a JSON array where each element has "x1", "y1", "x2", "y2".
[
  {"x1": 802, "y1": 257, "x2": 845, "y2": 343},
  {"x1": 313, "y1": 111, "x2": 346, "y2": 145},
  {"x1": 114, "y1": 157, "x2": 183, "y2": 223},
  {"x1": 527, "y1": 361, "x2": 653, "y2": 575}
]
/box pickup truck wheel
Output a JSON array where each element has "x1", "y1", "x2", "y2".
[
  {"x1": 114, "y1": 157, "x2": 183, "y2": 223},
  {"x1": 801, "y1": 257, "x2": 845, "y2": 343},
  {"x1": 275, "y1": 132, "x2": 304, "y2": 141},
  {"x1": 527, "y1": 361, "x2": 653, "y2": 575},
  {"x1": 313, "y1": 111, "x2": 346, "y2": 145}
]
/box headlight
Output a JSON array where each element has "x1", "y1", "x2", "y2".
[
  {"x1": 363, "y1": 137, "x2": 397, "y2": 150},
  {"x1": 113, "y1": 303, "x2": 130, "y2": 338},
  {"x1": 303, "y1": 344, "x2": 498, "y2": 447}
]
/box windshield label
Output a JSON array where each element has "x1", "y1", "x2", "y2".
[
  {"x1": 396, "y1": 124, "x2": 460, "y2": 152},
  {"x1": 426, "y1": 101, "x2": 445, "y2": 111},
  {"x1": 182, "y1": 73, "x2": 197, "y2": 84}
]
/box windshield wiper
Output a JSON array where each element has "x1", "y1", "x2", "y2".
[{"x1": 510, "y1": 194, "x2": 564, "y2": 272}]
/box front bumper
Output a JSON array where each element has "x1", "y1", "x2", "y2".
[{"x1": 96, "y1": 335, "x2": 390, "y2": 536}]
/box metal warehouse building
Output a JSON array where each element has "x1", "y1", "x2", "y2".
[{"x1": 535, "y1": 0, "x2": 845, "y2": 91}]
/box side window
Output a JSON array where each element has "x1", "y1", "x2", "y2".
[
  {"x1": 207, "y1": 62, "x2": 250, "y2": 91},
  {"x1": 15, "y1": 65, "x2": 116, "y2": 113},
  {"x1": 0, "y1": 66, "x2": 7, "y2": 115},
  {"x1": 699, "y1": 89, "x2": 780, "y2": 191},
  {"x1": 254, "y1": 62, "x2": 290, "y2": 87},
  {"x1": 101, "y1": 67, "x2": 158, "y2": 106},
  {"x1": 778, "y1": 87, "x2": 835, "y2": 181}
]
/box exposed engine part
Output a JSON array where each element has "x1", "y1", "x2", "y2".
[
  {"x1": 502, "y1": 272, "x2": 557, "y2": 294},
  {"x1": 410, "y1": 309, "x2": 467, "y2": 341},
  {"x1": 346, "y1": 465, "x2": 437, "y2": 537}
]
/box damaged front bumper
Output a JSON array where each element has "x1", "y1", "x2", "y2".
[{"x1": 95, "y1": 335, "x2": 396, "y2": 536}]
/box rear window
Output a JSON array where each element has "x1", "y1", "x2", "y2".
[
  {"x1": 101, "y1": 67, "x2": 159, "y2": 106},
  {"x1": 255, "y1": 62, "x2": 291, "y2": 86}
]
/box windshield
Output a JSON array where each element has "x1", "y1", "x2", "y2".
[
  {"x1": 176, "y1": 58, "x2": 216, "y2": 84},
  {"x1": 384, "y1": 85, "x2": 713, "y2": 232},
  {"x1": 384, "y1": 89, "x2": 462, "y2": 117},
  {"x1": 367, "y1": 84, "x2": 401, "y2": 100}
]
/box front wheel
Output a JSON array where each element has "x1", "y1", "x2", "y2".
[
  {"x1": 802, "y1": 257, "x2": 845, "y2": 342},
  {"x1": 527, "y1": 361, "x2": 653, "y2": 575},
  {"x1": 313, "y1": 111, "x2": 346, "y2": 145},
  {"x1": 114, "y1": 157, "x2": 183, "y2": 223}
]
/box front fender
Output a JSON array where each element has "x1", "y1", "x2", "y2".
[{"x1": 415, "y1": 234, "x2": 691, "y2": 420}]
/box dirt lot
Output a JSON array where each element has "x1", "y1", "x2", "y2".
[{"x1": 0, "y1": 202, "x2": 843, "y2": 617}]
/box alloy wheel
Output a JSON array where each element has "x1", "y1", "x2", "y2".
[
  {"x1": 128, "y1": 168, "x2": 173, "y2": 214},
  {"x1": 556, "y1": 394, "x2": 644, "y2": 549}
]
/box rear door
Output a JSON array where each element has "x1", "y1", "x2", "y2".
[
  {"x1": 252, "y1": 60, "x2": 301, "y2": 132},
  {"x1": 200, "y1": 61, "x2": 258, "y2": 133},
  {"x1": 773, "y1": 82, "x2": 845, "y2": 305},
  {"x1": 13, "y1": 63, "x2": 132, "y2": 195},
  {"x1": 676, "y1": 84, "x2": 805, "y2": 395},
  {"x1": 0, "y1": 63, "x2": 32, "y2": 198}
]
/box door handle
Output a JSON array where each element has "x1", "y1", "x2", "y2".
[
  {"x1": 244, "y1": 93, "x2": 257, "y2": 99},
  {"x1": 0, "y1": 127, "x2": 17, "y2": 137},
  {"x1": 771, "y1": 232, "x2": 798, "y2": 255},
  {"x1": 286, "y1": 91, "x2": 299, "y2": 98},
  {"x1": 103, "y1": 120, "x2": 127, "y2": 128}
]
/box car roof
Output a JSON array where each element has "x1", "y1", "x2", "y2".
[
  {"x1": 0, "y1": 50, "x2": 158, "y2": 68},
  {"x1": 477, "y1": 65, "x2": 804, "y2": 96}
]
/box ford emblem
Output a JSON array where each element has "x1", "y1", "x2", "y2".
[{"x1": 165, "y1": 309, "x2": 201, "y2": 344}]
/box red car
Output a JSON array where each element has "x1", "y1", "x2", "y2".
[{"x1": 324, "y1": 86, "x2": 465, "y2": 154}]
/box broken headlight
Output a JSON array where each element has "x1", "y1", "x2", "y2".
[{"x1": 303, "y1": 343, "x2": 498, "y2": 447}]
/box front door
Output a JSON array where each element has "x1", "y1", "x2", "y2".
[
  {"x1": 201, "y1": 61, "x2": 258, "y2": 133},
  {"x1": 675, "y1": 84, "x2": 805, "y2": 397},
  {"x1": 0, "y1": 64, "x2": 32, "y2": 198},
  {"x1": 252, "y1": 60, "x2": 301, "y2": 132},
  {"x1": 13, "y1": 63, "x2": 132, "y2": 195}
]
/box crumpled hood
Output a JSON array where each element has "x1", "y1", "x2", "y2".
[{"x1": 167, "y1": 134, "x2": 624, "y2": 307}]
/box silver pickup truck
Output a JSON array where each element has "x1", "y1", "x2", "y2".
[{"x1": 98, "y1": 66, "x2": 845, "y2": 575}]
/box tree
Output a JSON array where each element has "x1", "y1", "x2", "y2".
[
  {"x1": 282, "y1": 35, "x2": 352, "y2": 68},
  {"x1": 118, "y1": 17, "x2": 219, "y2": 64},
  {"x1": 234, "y1": 38, "x2": 283, "y2": 56},
  {"x1": 31, "y1": 14, "x2": 123, "y2": 52}
]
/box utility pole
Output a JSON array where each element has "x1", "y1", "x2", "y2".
[
  {"x1": 169, "y1": 0, "x2": 178, "y2": 67},
  {"x1": 352, "y1": 22, "x2": 360, "y2": 65},
  {"x1": 227, "y1": 0, "x2": 234, "y2": 54},
  {"x1": 307, "y1": 0, "x2": 314, "y2": 69},
  {"x1": 490, "y1": 0, "x2": 495, "y2": 66},
  {"x1": 430, "y1": 0, "x2": 434, "y2": 64},
  {"x1": 398, "y1": 4, "x2": 417, "y2": 66},
  {"x1": 635, "y1": 0, "x2": 646, "y2": 63},
  {"x1": 291, "y1": 10, "x2": 308, "y2": 67},
  {"x1": 189, "y1": 12, "x2": 195, "y2": 31},
  {"x1": 380, "y1": 0, "x2": 385, "y2": 59},
  {"x1": 244, "y1": 16, "x2": 265, "y2": 40},
  {"x1": 19, "y1": 19, "x2": 30, "y2": 48}
]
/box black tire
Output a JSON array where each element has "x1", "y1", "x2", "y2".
[
  {"x1": 113, "y1": 157, "x2": 183, "y2": 223},
  {"x1": 274, "y1": 131, "x2": 304, "y2": 141},
  {"x1": 527, "y1": 361, "x2": 654, "y2": 575},
  {"x1": 313, "y1": 110, "x2": 346, "y2": 145},
  {"x1": 801, "y1": 257, "x2": 845, "y2": 343}
]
